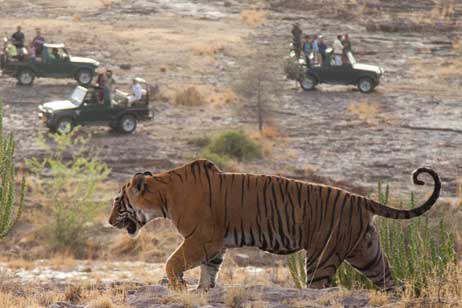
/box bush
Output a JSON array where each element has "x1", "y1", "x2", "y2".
[
  {"x1": 27, "y1": 129, "x2": 110, "y2": 256},
  {"x1": 206, "y1": 131, "x2": 262, "y2": 162},
  {"x1": 288, "y1": 182, "x2": 456, "y2": 295},
  {"x1": 174, "y1": 87, "x2": 205, "y2": 106},
  {"x1": 0, "y1": 98, "x2": 25, "y2": 239},
  {"x1": 188, "y1": 135, "x2": 211, "y2": 148},
  {"x1": 201, "y1": 150, "x2": 230, "y2": 170}
]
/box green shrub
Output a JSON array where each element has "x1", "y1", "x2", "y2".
[
  {"x1": 188, "y1": 135, "x2": 211, "y2": 148},
  {"x1": 206, "y1": 130, "x2": 262, "y2": 161},
  {"x1": 27, "y1": 128, "x2": 110, "y2": 256},
  {"x1": 201, "y1": 150, "x2": 230, "y2": 170},
  {"x1": 192, "y1": 131, "x2": 262, "y2": 170},
  {"x1": 288, "y1": 182, "x2": 456, "y2": 295},
  {"x1": 0, "y1": 98, "x2": 25, "y2": 239}
]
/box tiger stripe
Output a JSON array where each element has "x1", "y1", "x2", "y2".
[{"x1": 109, "y1": 159, "x2": 441, "y2": 291}]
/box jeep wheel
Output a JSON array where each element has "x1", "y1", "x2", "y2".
[
  {"x1": 299, "y1": 74, "x2": 316, "y2": 91},
  {"x1": 76, "y1": 69, "x2": 93, "y2": 86},
  {"x1": 55, "y1": 118, "x2": 74, "y2": 134},
  {"x1": 358, "y1": 77, "x2": 375, "y2": 93},
  {"x1": 119, "y1": 115, "x2": 137, "y2": 134},
  {"x1": 17, "y1": 69, "x2": 35, "y2": 86}
]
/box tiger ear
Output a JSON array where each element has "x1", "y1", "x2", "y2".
[
  {"x1": 131, "y1": 173, "x2": 146, "y2": 196},
  {"x1": 144, "y1": 171, "x2": 153, "y2": 176}
]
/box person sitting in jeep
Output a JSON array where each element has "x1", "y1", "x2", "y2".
[
  {"x1": 50, "y1": 48, "x2": 60, "y2": 60},
  {"x1": 3, "y1": 38, "x2": 18, "y2": 60},
  {"x1": 128, "y1": 78, "x2": 143, "y2": 106}
]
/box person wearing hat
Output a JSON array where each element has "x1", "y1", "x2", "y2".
[
  {"x1": 31, "y1": 28, "x2": 45, "y2": 58},
  {"x1": 127, "y1": 78, "x2": 143, "y2": 106}
]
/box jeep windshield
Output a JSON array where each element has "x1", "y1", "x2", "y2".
[
  {"x1": 347, "y1": 52, "x2": 357, "y2": 65},
  {"x1": 69, "y1": 86, "x2": 88, "y2": 106}
]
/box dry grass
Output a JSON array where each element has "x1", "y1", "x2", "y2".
[
  {"x1": 160, "y1": 290, "x2": 207, "y2": 308},
  {"x1": 4, "y1": 258, "x2": 35, "y2": 270},
  {"x1": 0, "y1": 290, "x2": 41, "y2": 308},
  {"x1": 399, "y1": 262, "x2": 462, "y2": 307},
  {"x1": 224, "y1": 286, "x2": 258, "y2": 308},
  {"x1": 240, "y1": 9, "x2": 267, "y2": 27},
  {"x1": 347, "y1": 100, "x2": 379, "y2": 123},
  {"x1": 65, "y1": 284, "x2": 84, "y2": 304},
  {"x1": 87, "y1": 294, "x2": 117, "y2": 308},
  {"x1": 174, "y1": 87, "x2": 206, "y2": 106},
  {"x1": 207, "y1": 88, "x2": 239, "y2": 105},
  {"x1": 347, "y1": 100, "x2": 392, "y2": 125},
  {"x1": 193, "y1": 43, "x2": 225, "y2": 56},
  {"x1": 368, "y1": 291, "x2": 389, "y2": 306}
]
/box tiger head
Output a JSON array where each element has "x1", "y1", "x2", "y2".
[{"x1": 108, "y1": 171, "x2": 167, "y2": 238}]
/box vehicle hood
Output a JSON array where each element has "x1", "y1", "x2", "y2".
[
  {"x1": 70, "y1": 56, "x2": 99, "y2": 66},
  {"x1": 353, "y1": 63, "x2": 383, "y2": 74},
  {"x1": 40, "y1": 100, "x2": 77, "y2": 112}
]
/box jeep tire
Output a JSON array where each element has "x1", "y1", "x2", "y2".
[
  {"x1": 358, "y1": 77, "x2": 375, "y2": 93},
  {"x1": 76, "y1": 69, "x2": 93, "y2": 86},
  {"x1": 299, "y1": 74, "x2": 316, "y2": 91},
  {"x1": 118, "y1": 114, "x2": 137, "y2": 134},
  {"x1": 17, "y1": 69, "x2": 35, "y2": 86},
  {"x1": 54, "y1": 117, "x2": 74, "y2": 134}
]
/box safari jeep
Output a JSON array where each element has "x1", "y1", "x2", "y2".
[
  {"x1": 285, "y1": 49, "x2": 384, "y2": 93},
  {"x1": 38, "y1": 78, "x2": 153, "y2": 134},
  {"x1": 0, "y1": 42, "x2": 99, "y2": 86}
]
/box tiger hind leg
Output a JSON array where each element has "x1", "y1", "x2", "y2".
[
  {"x1": 346, "y1": 224, "x2": 394, "y2": 291},
  {"x1": 305, "y1": 252, "x2": 342, "y2": 289},
  {"x1": 197, "y1": 249, "x2": 225, "y2": 290}
]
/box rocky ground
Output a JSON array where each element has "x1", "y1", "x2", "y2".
[
  {"x1": 1, "y1": 0, "x2": 462, "y2": 307},
  {"x1": 1, "y1": 0, "x2": 461, "y2": 196}
]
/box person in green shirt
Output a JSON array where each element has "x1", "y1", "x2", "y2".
[{"x1": 4, "y1": 39, "x2": 18, "y2": 59}]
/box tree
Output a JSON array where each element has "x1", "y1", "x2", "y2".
[
  {"x1": 234, "y1": 48, "x2": 282, "y2": 132},
  {"x1": 0, "y1": 98, "x2": 25, "y2": 239}
]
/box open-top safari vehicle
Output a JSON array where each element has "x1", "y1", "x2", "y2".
[
  {"x1": 284, "y1": 48, "x2": 384, "y2": 93},
  {"x1": 1, "y1": 40, "x2": 99, "y2": 86},
  {"x1": 38, "y1": 78, "x2": 154, "y2": 134}
]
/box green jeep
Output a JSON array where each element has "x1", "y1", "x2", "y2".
[
  {"x1": 0, "y1": 43, "x2": 99, "y2": 86},
  {"x1": 38, "y1": 78, "x2": 154, "y2": 134}
]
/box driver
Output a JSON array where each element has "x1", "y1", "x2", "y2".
[
  {"x1": 127, "y1": 78, "x2": 142, "y2": 106},
  {"x1": 51, "y1": 48, "x2": 60, "y2": 60}
]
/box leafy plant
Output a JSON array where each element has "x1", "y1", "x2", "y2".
[
  {"x1": 0, "y1": 98, "x2": 25, "y2": 239},
  {"x1": 206, "y1": 130, "x2": 262, "y2": 162},
  {"x1": 192, "y1": 130, "x2": 262, "y2": 170},
  {"x1": 27, "y1": 128, "x2": 110, "y2": 256},
  {"x1": 288, "y1": 181, "x2": 456, "y2": 295}
]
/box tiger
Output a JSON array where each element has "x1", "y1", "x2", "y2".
[{"x1": 108, "y1": 159, "x2": 440, "y2": 290}]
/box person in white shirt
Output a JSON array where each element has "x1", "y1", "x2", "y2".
[
  {"x1": 333, "y1": 35, "x2": 344, "y2": 66},
  {"x1": 128, "y1": 78, "x2": 143, "y2": 105}
]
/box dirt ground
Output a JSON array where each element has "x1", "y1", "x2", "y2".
[
  {"x1": 1, "y1": 0, "x2": 461, "y2": 196},
  {"x1": 1, "y1": 1, "x2": 462, "y2": 307}
]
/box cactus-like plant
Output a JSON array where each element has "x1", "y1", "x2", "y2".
[{"x1": 0, "y1": 98, "x2": 25, "y2": 239}]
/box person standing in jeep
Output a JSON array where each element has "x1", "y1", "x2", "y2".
[
  {"x1": 31, "y1": 28, "x2": 45, "y2": 58},
  {"x1": 11, "y1": 26, "x2": 25, "y2": 60},
  {"x1": 291, "y1": 23, "x2": 302, "y2": 59}
]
